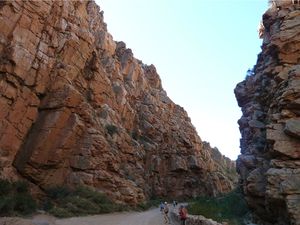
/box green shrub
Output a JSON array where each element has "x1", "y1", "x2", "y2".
[
  {"x1": 64, "y1": 203, "x2": 83, "y2": 216},
  {"x1": 132, "y1": 206, "x2": 143, "y2": 211},
  {"x1": 220, "y1": 191, "x2": 250, "y2": 220},
  {"x1": 116, "y1": 205, "x2": 126, "y2": 212},
  {"x1": 105, "y1": 125, "x2": 118, "y2": 136},
  {"x1": 43, "y1": 198, "x2": 54, "y2": 211},
  {"x1": 137, "y1": 203, "x2": 149, "y2": 210},
  {"x1": 132, "y1": 131, "x2": 139, "y2": 140},
  {"x1": 50, "y1": 207, "x2": 71, "y2": 218},
  {"x1": 74, "y1": 198, "x2": 98, "y2": 214},
  {"x1": 148, "y1": 199, "x2": 162, "y2": 206},
  {"x1": 189, "y1": 201, "x2": 222, "y2": 221},
  {"x1": 0, "y1": 179, "x2": 11, "y2": 197},
  {"x1": 0, "y1": 196, "x2": 14, "y2": 215},
  {"x1": 188, "y1": 191, "x2": 250, "y2": 225},
  {"x1": 67, "y1": 197, "x2": 98, "y2": 212},
  {"x1": 0, "y1": 179, "x2": 37, "y2": 216},
  {"x1": 48, "y1": 185, "x2": 72, "y2": 200},
  {"x1": 45, "y1": 184, "x2": 116, "y2": 217},
  {"x1": 72, "y1": 185, "x2": 96, "y2": 199},
  {"x1": 91, "y1": 192, "x2": 114, "y2": 205},
  {"x1": 12, "y1": 180, "x2": 29, "y2": 193},
  {"x1": 13, "y1": 193, "x2": 37, "y2": 215},
  {"x1": 99, "y1": 203, "x2": 115, "y2": 213},
  {"x1": 126, "y1": 174, "x2": 136, "y2": 182},
  {"x1": 194, "y1": 195, "x2": 209, "y2": 202}
]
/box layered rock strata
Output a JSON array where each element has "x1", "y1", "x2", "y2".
[
  {"x1": 0, "y1": 0, "x2": 236, "y2": 206},
  {"x1": 235, "y1": 1, "x2": 300, "y2": 224}
]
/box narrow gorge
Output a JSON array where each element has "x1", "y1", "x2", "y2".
[{"x1": 0, "y1": 0, "x2": 237, "y2": 208}]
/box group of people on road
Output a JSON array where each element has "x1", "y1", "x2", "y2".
[{"x1": 159, "y1": 201, "x2": 187, "y2": 225}]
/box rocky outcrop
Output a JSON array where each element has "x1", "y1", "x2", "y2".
[
  {"x1": 235, "y1": 1, "x2": 300, "y2": 224},
  {"x1": 202, "y1": 142, "x2": 238, "y2": 188},
  {"x1": 0, "y1": 0, "x2": 236, "y2": 207}
]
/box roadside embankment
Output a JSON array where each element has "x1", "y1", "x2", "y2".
[{"x1": 172, "y1": 205, "x2": 228, "y2": 225}]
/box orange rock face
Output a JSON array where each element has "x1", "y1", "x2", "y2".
[
  {"x1": 0, "y1": 0, "x2": 236, "y2": 207},
  {"x1": 235, "y1": 2, "x2": 300, "y2": 224}
]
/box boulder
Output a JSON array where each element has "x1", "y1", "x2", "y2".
[{"x1": 284, "y1": 119, "x2": 300, "y2": 139}]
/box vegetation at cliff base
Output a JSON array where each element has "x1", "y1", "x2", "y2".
[
  {"x1": 0, "y1": 179, "x2": 37, "y2": 216},
  {"x1": 44, "y1": 185, "x2": 121, "y2": 218},
  {"x1": 187, "y1": 191, "x2": 250, "y2": 225}
]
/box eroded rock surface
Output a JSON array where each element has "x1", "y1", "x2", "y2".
[
  {"x1": 235, "y1": 1, "x2": 300, "y2": 224},
  {"x1": 0, "y1": 0, "x2": 236, "y2": 207}
]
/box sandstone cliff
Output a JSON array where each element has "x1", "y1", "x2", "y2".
[
  {"x1": 0, "y1": 0, "x2": 236, "y2": 207},
  {"x1": 235, "y1": 1, "x2": 300, "y2": 224}
]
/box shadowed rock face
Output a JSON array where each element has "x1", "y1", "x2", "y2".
[
  {"x1": 235, "y1": 2, "x2": 300, "y2": 224},
  {"x1": 0, "y1": 0, "x2": 236, "y2": 206}
]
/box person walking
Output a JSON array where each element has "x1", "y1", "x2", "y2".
[
  {"x1": 160, "y1": 202, "x2": 164, "y2": 214},
  {"x1": 164, "y1": 202, "x2": 171, "y2": 224},
  {"x1": 179, "y1": 204, "x2": 187, "y2": 225}
]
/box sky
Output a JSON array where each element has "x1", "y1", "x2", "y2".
[{"x1": 95, "y1": 0, "x2": 270, "y2": 160}]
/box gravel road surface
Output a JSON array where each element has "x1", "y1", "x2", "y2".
[{"x1": 25, "y1": 205, "x2": 180, "y2": 225}]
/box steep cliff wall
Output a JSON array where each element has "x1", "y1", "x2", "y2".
[
  {"x1": 0, "y1": 0, "x2": 236, "y2": 207},
  {"x1": 235, "y1": 1, "x2": 300, "y2": 224}
]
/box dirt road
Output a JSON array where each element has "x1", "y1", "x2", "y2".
[{"x1": 26, "y1": 205, "x2": 180, "y2": 225}]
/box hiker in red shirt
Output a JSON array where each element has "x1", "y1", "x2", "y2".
[{"x1": 179, "y1": 204, "x2": 187, "y2": 225}]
